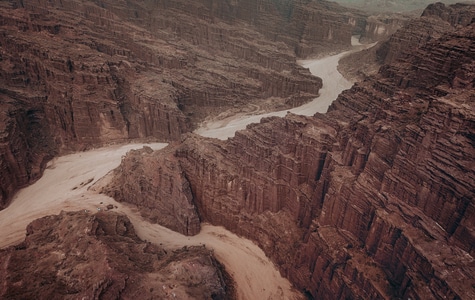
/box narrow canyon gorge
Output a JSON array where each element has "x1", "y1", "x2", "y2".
[{"x1": 0, "y1": 0, "x2": 474, "y2": 299}]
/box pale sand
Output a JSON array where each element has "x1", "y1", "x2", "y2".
[{"x1": 0, "y1": 39, "x2": 375, "y2": 299}]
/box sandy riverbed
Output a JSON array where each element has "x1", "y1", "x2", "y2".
[
  {"x1": 194, "y1": 36, "x2": 371, "y2": 140},
  {"x1": 0, "y1": 142, "x2": 302, "y2": 299},
  {"x1": 0, "y1": 39, "x2": 374, "y2": 299}
]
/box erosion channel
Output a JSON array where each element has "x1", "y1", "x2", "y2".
[{"x1": 0, "y1": 39, "x2": 372, "y2": 299}]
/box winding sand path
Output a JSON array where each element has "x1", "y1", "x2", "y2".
[
  {"x1": 194, "y1": 36, "x2": 371, "y2": 139},
  {"x1": 0, "y1": 39, "x2": 374, "y2": 299},
  {"x1": 0, "y1": 143, "x2": 301, "y2": 299}
]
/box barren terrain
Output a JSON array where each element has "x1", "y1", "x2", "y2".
[{"x1": 0, "y1": 43, "x2": 365, "y2": 299}]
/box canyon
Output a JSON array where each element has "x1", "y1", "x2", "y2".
[
  {"x1": 339, "y1": 2, "x2": 475, "y2": 81},
  {"x1": 105, "y1": 3, "x2": 475, "y2": 299},
  {"x1": 0, "y1": 0, "x2": 474, "y2": 299},
  {"x1": 0, "y1": 141, "x2": 301, "y2": 299},
  {"x1": 0, "y1": 0, "x2": 407, "y2": 209}
]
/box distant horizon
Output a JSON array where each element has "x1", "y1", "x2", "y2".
[{"x1": 330, "y1": 0, "x2": 475, "y2": 13}]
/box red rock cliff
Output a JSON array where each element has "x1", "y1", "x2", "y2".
[
  {"x1": 107, "y1": 13, "x2": 475, "y2": 299},
  {"x1": 2, "y1": 0, "x2": 401, "y2": 209}
]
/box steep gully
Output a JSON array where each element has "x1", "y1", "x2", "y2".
[{"x1": 0, "y1": 40, "x2": 369, "y2": 299}]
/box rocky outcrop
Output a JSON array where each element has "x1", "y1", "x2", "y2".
[
  {"x1": 107, "y1": 13, "x2": 475, "y2": 300},
  {"x1": 422, "y1": 2, "x2": 475, "y2": 25},
  {"x1": 377, "y1": 2, "x2": 475, "y2": 65},
  {"x1": 0, "y1": 210, "x2": 233, "y2": 299},
  {"x1": 104, "y1": 146, "x2": 201, "y2": 236}
]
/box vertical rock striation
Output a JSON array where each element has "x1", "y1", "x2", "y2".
[
  {"x1": 5, "y1": 0, "x2": 372, "y2": 207},
  {"x1": 104, "y1": 146, "x2": 201, "y2": 236},
  {"x1": 107, "y1": 11, "x2": 475, "y2": 299},
  {"x1": 377, "y1": 2, "x2": 475, "y2": 65},
  {"x1": 1, "y1": 0, "x2": 407, "y2": 209},
  {"x1": 339, "y1": 3, "x2": 475, "y2": 82}
]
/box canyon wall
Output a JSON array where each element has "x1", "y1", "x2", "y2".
[
  {"x1": 359, "y1": 14, "x2": 408, "y2": 43},
  {"x1": 105, "y1": 146, "x2": 201, "y2": 236},
  {"x1": 377, "y1": 2, "x2": 475, "y2": 65},
  {"x1": 107, "y1": 8, "x2": 475, "y2": 299},
  {"x1": 0, "y1": 210, "x2": 233, "y2": 299},
  {"x1": 4, "y1": 0, "x2": 366, "y2": 208},
  {"x1": 0, "y1": 0, "x2": 408, "y2": 209}
]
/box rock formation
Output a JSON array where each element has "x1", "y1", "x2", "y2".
[
  {"x1": 377, "y1": 2, "x2": 475, "y2": 65},
  {"x1": 105, "y1": 146, "x2": 201, "y2": 236},
  {"x1": 332, "y1": 0, "x2": 465, "y2": 13},
  {"x1": 0, "y1": 210, "x2": 233, "y2": 299},
  {"x1": 2, "y1": 0, "x2": 349, "y2": 208},
  {"x1": 0, "y1": 0, "x2": 409, "y2": 209},
  {"x1": 106, "y1": 7, "x2": 475, "y2": 299}
]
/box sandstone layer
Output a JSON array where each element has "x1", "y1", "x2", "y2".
[
  {"x1": 107, "y1": 10, "x2": 475, "y2": 300},
  {"x1": 0, "y1": 210, "x2": 233, "y2": 299}
]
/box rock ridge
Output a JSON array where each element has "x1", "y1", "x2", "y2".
[{"x1": 339, "y1": 2, "x2": 475, "y2": 82}]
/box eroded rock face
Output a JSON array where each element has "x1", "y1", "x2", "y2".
[
  {"x1": 359, "y1": 14, "x2": 408, "y2": 43},
  {"x1": 0, "y1": 210, "x2": 233, "y2": 299},
  {"x1": 377, "y1": 2, "x2": 475, "y2": 66},
  {"x1": 104, "y1": 146, "x2": 201, "y2": 236},
  {"x1": 2, "y1": 0, "x2": 345, "y2": 208},
  {"x1": 0, "y1": 0, "x2": 406, "y2": 210},
  {"x1": 107, "y1": 13, "x2": 475, "y2": 300}
]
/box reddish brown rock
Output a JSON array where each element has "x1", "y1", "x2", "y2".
[
  {"x1": 1, "y1": 0, "x2": 337, "y2": 208},
  {"x1": 104, "y1": 146, "x2": 201, "y2": 236},
  {"x1": 0, "y1": 210, "x2": 233, "y2": 299},
  {"x1": 107, "y1": 13, "x2": 475, "y2": 300},
  {"x1": 1, "y1": 0, "x2": 404, "y2": 210},
  {"x1": 377, "y1": 2, "x2": 475, "y2": 68}
]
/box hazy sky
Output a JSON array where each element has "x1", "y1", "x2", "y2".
[{"x1": 330, "y1": 0, "x2": 475, "y2": 13}]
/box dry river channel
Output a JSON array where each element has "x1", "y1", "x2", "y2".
[{"x1": 0, "y1": 38, "x2": 374, "y2": 300}]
